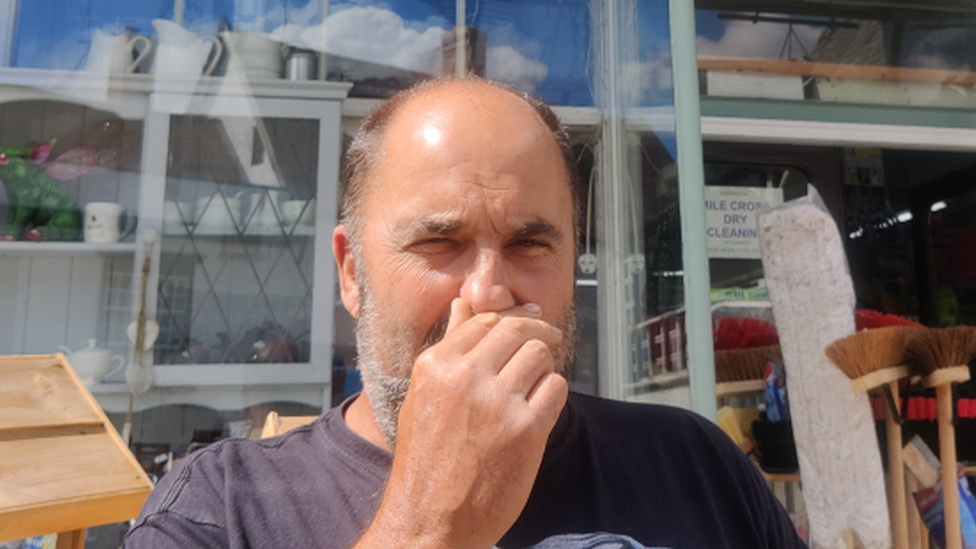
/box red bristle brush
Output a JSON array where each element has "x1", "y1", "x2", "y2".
[
  {"x1": 713, "y1": 315, "x2": 780, "y2": 384},
  {"x1": 904, "y1": 326, "x2": 976, "y2": 549},
  {"x1": 856, "y1": 309, "x2": 924, "y2": 331}
]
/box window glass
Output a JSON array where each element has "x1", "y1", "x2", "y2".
[
  {"x1": 695, "y1": 3, "x2": 976, "y2": 109},
  {"x1": 468, "y1": 0, "x2": 592, "y2": 106},
  {"x1": 14, "y1": 0, "x2": 173, "y2": 69},
  {"x1": 597, "y1": 0, "x2": 686, "y2": 404}
]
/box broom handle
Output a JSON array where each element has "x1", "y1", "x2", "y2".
[
  {"x1": 885, "y1": 380, "x2": 909, "y2": 549},
  {"x1": 937, "y1": 383, "x2": 962, "y2": 549}
]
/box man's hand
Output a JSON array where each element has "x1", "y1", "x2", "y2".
[{"x1": 357, "y1": 298, "x2": 569, "y2": 549}]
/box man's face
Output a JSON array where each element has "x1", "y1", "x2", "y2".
[{"x1": 338, "y1": 84, "x2": 577, "y2": 444}]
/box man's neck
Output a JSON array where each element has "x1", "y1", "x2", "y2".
[{"x1": 342, "y1": 393, "x2": 393, "y2": 452}]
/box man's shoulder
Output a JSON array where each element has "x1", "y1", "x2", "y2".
[
  {"x1": 560, "y1": 391, "x2": 739, "y2": 464},
  {"x1": 566, "y1": 391, "x2": 715, "y2": 433}
]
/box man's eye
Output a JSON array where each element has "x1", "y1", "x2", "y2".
[
  {"x1": 410, "y1": 238, "x2": 458, "y2": 253},
  {"x1": 510, "y1": 239, "x2": 551, "y2": 253}
]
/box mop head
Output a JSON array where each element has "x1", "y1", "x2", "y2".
[{"x1": 758, "y1": 185, "x2": 891, "y2": 549}]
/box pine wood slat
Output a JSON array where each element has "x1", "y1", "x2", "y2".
[
  {"x1": 0, "y1": 354, "x2": 153, "y2": 543},
  {"x1": 698, "y1": 55, "x2": 976, "y2": 87}
]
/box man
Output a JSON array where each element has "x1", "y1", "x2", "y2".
[{"x1": 125, "y1": 77, "x2": 806, "y2": 549}]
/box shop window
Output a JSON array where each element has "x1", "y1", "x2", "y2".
[{"x1": 695, "y1": 1, "x2": 976, "y2": 110}]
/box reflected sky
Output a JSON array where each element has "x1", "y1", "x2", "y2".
[{"x1": 10, "y1": 0, "x2": 681, "y2": 110}]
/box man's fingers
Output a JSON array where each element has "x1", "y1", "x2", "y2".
[
  {"x1": 446, "y1": 297, "x2": 473, "y2": 334},
  {"x1": 496, "y1": 339, "x2": 556, "y2": 398},
  {"x1": 525, "y1": 372, "x2": 568, "y2": 426},
  {"x1": 474, "y1": 316, "x2": 562, "y2": 375}
]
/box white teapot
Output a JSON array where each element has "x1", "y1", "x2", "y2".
[{"x1": 59, "y1": 338, "x2": 124, "y2": 387}]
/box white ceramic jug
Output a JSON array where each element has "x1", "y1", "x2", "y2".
[
  {"x1": 85, "y1": 29, "x2": 152, "y2": 73},
  {"x1": 59, "y1": 338, "x2": 124, "y2": 386},
  {"x1": 151, "y1": 19, "x2": 222, "y2": 77}
]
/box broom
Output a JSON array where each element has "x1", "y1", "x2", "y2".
[
  {"x1": 904, "y1": 326, "x2": 976, "y2": 549},
  {"x1": 825, "y1": 325, "x2": 924, "y2": 549},
  {"x1": 713, "y1": 313, "x2": 781, "y2": 406}
]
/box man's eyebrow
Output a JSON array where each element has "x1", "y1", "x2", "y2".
[
  {"x1": 418, "y1": 217, "x2": 463, "y2": 235},
  {"x1": 396, "y1": 216, "x2": 464, "y2": 242},
  {"x1": 513, "y1": 220, "x2": 564, "y2": 243},
  {"x1": 397, "y1": 216, "x2": 564, "y2": 243}
]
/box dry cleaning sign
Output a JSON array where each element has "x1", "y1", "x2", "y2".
[{"x1": 705, "y1": 186, "x2": 783, "y2": 259}]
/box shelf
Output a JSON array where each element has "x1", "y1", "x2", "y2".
[
  {"x1": 0, "y1": 240, "x2": 137, "y2": 256},
  {"x1": 92, "y1": 362, "x2": 329, "y2": 388},
  {"x1": 0, "y1": 67, "x2": 353, "y2": 101},
  {"x1": 164, "y1": 224, "x2": 315, "y2": 237}
]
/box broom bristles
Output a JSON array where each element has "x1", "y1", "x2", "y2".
[
  {"x1": 904, "y1": 326, "x2": 976, "y2": 377},
  {"x1": 715, "y1": 344, "x2": 782, "y2": 383},
  {"x1": 825, "y1": 326, "x2": 925, "y2": 380}
]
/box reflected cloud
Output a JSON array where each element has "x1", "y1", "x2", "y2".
[
  {"x1": 486, "y1": 45, "x2": 547, "y2": 93},
  {"x1": 271, "y1": 5, "x2": 550, "y2": 92},
  {"x1": 697, "y1": 18, "x2": 823, "y2": 60},
  {"x1": 621, "y1": 50, "x2": 673, "y2": 106}
]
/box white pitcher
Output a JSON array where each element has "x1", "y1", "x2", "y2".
[
  {"x1": 151, "y1": 19, "x2": 222, "y2": 77},
  {"x1": 84, "y1": 29, "x2": 152, "y2": 73}
]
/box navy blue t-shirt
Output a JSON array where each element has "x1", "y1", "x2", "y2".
[{"x1": 124, "y1": 392, "x2": 805, "y2": 549}]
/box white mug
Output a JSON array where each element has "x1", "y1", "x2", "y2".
[{"x1": 84, "y1": 202, "x2": 137, "y2": 243}]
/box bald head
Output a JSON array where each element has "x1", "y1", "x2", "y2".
[{"x1": 341, "y1": 76, "x2": 579, "y2": 246}]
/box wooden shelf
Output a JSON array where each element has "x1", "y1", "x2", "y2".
[
  {"x1": 698, "y1": 55, "x2": 976, "y2": 86},
  {"x1": 715, "y1": 379, "x2": 765, "y2": 399}
]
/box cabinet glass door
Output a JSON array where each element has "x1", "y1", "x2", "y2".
[{"x1": 156, "y1": 114, "x2": 319, "y2": 368}]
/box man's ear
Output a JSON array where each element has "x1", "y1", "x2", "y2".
[{"x1": 333, "y1": 225, "x2": 361, "y2": 319}]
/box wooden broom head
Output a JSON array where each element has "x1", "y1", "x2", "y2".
[
  {"x1": 825, "y1": 325, "x2": 925, "y2": 380},
  {"x1": 904, "y1": 326, "x2": 976, "y2": 377},
  {"x1": 714, "y1": 344, "x2": 782, "y2": 383}
]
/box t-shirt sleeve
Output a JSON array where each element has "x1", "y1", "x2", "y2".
[
  {"x1": 124, "y1": 511, "x2": 229, "y2": 549},
  {"x1": 124, "y1": 452, "x2": 232, "y2": 549}
]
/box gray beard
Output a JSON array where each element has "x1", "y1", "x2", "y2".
[{"x1": 354, "y1": 282, "x2": 577, "y2": 450}]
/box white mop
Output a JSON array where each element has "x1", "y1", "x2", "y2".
[{"x1": 758, "y1": 186, "x2": 890, "y2": 549}]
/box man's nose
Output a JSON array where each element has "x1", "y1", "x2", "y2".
[{"x1": 460, "y1": 249, "x2": 515, "y2": 314}]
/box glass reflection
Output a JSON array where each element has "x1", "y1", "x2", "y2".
[
  {"x1": 696, "y1": 6, "x2": 976, "y2": 108},
  {"x1": 468, "y1": 0, "x2": 592, "y2": 106}
]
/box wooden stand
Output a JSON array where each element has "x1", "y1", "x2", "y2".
[
  {"x1": 923, "y1": 365, "x2": 971, "y2": 549},
  {"x1": 849, "y1": 366, "x2": 910, "y2": 549},
  {"x1": 0, "y1": 354, "x2": 154, "y2": 547}
]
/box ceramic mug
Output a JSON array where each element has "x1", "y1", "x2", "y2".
[
  {"x1": 280, "y1": 199, "x2": 315, "y2": 227},
  {"x1": 84, "y1": 202, "x2": 137, "y2": 243},
  {"x1": 196, "y1": 194, "x2": 241, "y2": 231},
  {"x1": 163, "y1": 200, "x2": 194, "y2": 228}
]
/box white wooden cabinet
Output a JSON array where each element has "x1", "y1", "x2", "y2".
[{"x1": 0, "y1": 68, "x2": 350, "y2": 414}]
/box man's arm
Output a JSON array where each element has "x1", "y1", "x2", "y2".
[{"x1": 355, "y1": 298, "x2": 568, "y2": 549}]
